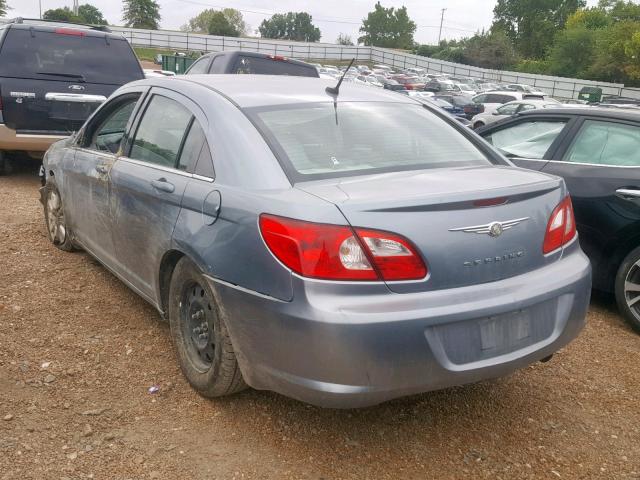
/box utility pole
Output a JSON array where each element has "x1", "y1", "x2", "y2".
[
  {"x1": 39, "y1": 0, "x2": 42, "y2": 19},
  {"x1": 438, "y1": 8, "x2": 447, "y2": 45},
  {"x1": 72, "y1": 0, "x2": 79, "y2": 15}
]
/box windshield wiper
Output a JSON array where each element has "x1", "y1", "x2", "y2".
[{"x1": 37, "y1": 72, "x2": 86, "y2": 82}]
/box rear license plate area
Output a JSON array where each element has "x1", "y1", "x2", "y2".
[{"x1": 480, "y1": 310, "x2": 530, "y2": 351}]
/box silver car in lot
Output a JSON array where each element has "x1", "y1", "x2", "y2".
[{"x1": 40, "y1": 75, "x2": 591, "y2": 408}]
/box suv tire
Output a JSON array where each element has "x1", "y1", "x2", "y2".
[
  {"x1": 168, "y1": 257, "x2": 247, "y2": 397},
  {"x1": 615, "y1": 246, "x2": 640, "y2": 333}
]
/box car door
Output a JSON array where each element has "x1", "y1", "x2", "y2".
[
  {"x1": 65, "y1": 91, "x2": 145, "y2": 266},
  {"x1": 108, "y1": 88, "x2": 205, "y2": 302},
  {"x1": 480, "y1": 115, "x2": 575, "y2": 171},
  {"x1": 541, "y1": 118, "x2": 640, "y2": 290}
]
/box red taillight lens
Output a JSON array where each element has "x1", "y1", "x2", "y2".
[
  {"x1": 543, "y1": 196, "x2": 577, "y2": 254},
  {"x1": 55, "y1": 28, "x2": 86, "y2": 36},
  {"x1": 259, "y1": 214, "x2": 427, "y2": 282}
]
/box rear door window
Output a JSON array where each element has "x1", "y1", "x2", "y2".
[
  {"x1": 0, "y1": 28, "x2": 142, "y2": 85},
  {"x1": 496, "y1": 103, "x2": 520, "y2": 115},
  {"x1": 563, "y1": 120, "x2": 640, "y2": 166},
  {"x1": 484, "y1": 120, "x2": 568, "y2": 159},
  {"x1": 233, "y1": 56, "x2": 317, "y2": 77},
  {"x1": 130, "y1": 95, "x2": 193, "y2": 168}
]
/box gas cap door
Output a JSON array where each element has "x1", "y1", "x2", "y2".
[{"x1": 202, "y1": 190, "x2": 221, "y2": 225}]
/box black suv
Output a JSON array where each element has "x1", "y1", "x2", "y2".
[
  {"x1": 478, "y1": 108, "x2": 640, "y2": 332},
  {"x1": 0, "y1": 18, "x2": 144, "y2": 174},
  {"x1": 185, "y1": 51, "x2": 319, "y2": 77}
]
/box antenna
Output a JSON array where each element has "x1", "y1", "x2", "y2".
[{"x1": 325, "y1": 58, "x2": 355, "y2": 96}]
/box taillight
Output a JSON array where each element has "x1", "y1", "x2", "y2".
[
  {"x1": 259, "y1": 214, "x2": 427, "y2": 282},
  {"x1": 543, "y1": 196, "x2": 577, "y2": 254},
  {"x1": 267, "y1": 55, "x2": 287, "y2": 61},
  {"x1": 55, "y1": 28, "x2": 86, "y2": 36}
]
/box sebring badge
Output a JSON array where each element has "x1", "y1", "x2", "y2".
[{"x1": 449, "y1": 217, "x2": 529, "y2": 237}]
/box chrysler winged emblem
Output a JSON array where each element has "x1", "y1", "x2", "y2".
[{"x1": 449, "y1": 217, "x2": 529, "y2": 237}]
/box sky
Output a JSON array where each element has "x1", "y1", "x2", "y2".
[{"x1": 9, "y1": 0, "x2": 600, "y2": 45}]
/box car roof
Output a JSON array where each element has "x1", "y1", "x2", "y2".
[
  {"x1": 516, "y1": 106, "x2": 640, "y2": 121},
  {"x1": 143, "y1": 75, "x2": 418, "y2": 109},
  {"x1": 3, "y1": 18, "x2": 115, "y2": 37}
]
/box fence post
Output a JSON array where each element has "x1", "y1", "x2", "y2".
[
  {"x1": 222, "y1": 36, "x2": 225, "y2": 51},
  {"x1": 149, "y1": 30, "x2": 152, "y2": 47},
  {"x1": 186, "y1": 33, "x2": 189, "y2": 51}
]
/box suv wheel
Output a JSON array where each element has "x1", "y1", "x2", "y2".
[
  {"x1": 615, "y1": 246, "x2": 640, "y2": 333},
  {"x1": 0, "y1": 152, "x2": 12, "y2": 176},
  {"x1": 168, "y1": 257, "x2": 247, "y2": 397},
  {"x1": 43, "y1": 182, "x2": 75, "y2": 251}
]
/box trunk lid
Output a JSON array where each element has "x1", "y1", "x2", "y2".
[{"x1": 297, "y1": 165, "x2": 564, "y2": 293}]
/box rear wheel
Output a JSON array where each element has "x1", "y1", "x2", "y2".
[
  {"x1": 615, "y1": 246, "x2": 640, "y2": 333},
  {"x1": 0, "y1": 152, "x2": 12, "y2": 176},
  {"x1": 168, "y1": 257, "x2": 247, "y2": 397},
  {"x1": 43, "y1": 182, "x2": 75, "y2": 252}
]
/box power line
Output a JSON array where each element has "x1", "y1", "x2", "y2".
[{"x1": 173, "y1": 0, "x2": 478, "y2": 33}]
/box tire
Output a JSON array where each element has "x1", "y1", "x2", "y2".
[
  {"x1": 615, "y1": 246, "x2": 640, "y2": 334},
  {"x1": 43, "y1": 182, "x2": 75, "y2": 252},
  {"x1": 0, "y1": 152, "x2": 12, "y2": 176},
  {"x1": 168, "y1": 257, "x2": 247, "y2": 397},
  {"x1": 473, "y1": 121, "x2": 485, "y2": 129}
]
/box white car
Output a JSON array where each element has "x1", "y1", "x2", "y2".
[
  {"x1": 143, "y1": 69, "x2": 176, "y2": 78},
  {"x1": 472, "y1": 91, "x2": 555, "y2": 118},
  {"x1": 406, "y1": 91, "x2": 435, "y2": 100},
  {"x1": 407, "y1": 67, "x2": 426, "y2": 76},
  {"x1": 356, "y1": 75, "x2": 384, "y2": 88},
  {"x1": 504, "y1": 83, "x2": 548, "y2": 96},
  {"x1": 471, "y1": 99, "x2": 561, "y2": 129},
  {"x1": 453, "y1": 83, "x2": 477, "y2": 95}
]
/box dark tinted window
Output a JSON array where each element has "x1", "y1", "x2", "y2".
[
  {"x1": 178, "y1": 119, "x2": 206, "y2": 171},
  {"x1": 130, "y1": 95, "x2": 192, "y2": 168},
  {"x1": 233, "y1": 56, "x2": 317, "y2": 77},
  {"x1": 0, "y1": 28, "x2": 142, "y2": 84},
  {"x1": 186, "y1": 57, "x2": 210, "y2": 75},
  {"x1": 194, "y1": 142, "x2": 215, "y2": 178}
]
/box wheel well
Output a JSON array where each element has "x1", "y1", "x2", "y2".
[
  {"x1": 473, "y1": 121, "x2": 485, "y2": 129},
  {"x1": 158, "y1": 250, "x2": 185, "y2": 314}
]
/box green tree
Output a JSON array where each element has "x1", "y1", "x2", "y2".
[
  {"x1": 0, "y1": 0, "x2": 10, "y2": 17},
  {"x1": 182, "y1": 8, "x2": 247, "y2": 35},
  {"x1": 463, "y1": 30, "x2": 518, "y2": 70},
  {"x1": 547, "y1": 25, "x2": 598, "y2": 77},
  {"x1": 123, "y1": 0, "x2": 160, "y2": 30},
  {"x1": 259, "y1": 12, "x2": 321, "y2": 42},
  {"x1": 43, "y1": 4, "x2": 107, "y2": 25},
  {"x1": 336, "y1": 33, "x2": 354, "y2": 45},
  {"x1": 43, "y1": 7, "x2": 79, "y2": 22},
  {"x1": 358, "y1": 2, "x2": 416, "y2": 49},
  {"x1": 77, "y1": 4, "x2": 108, "y2": 25},
  {"x1": 207, "y1": 11, "x2": 239, "y2": 37},
  {"x1": 492, "y1": 0, "x2": 586, "y2": 58}
]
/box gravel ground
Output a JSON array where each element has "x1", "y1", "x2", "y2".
[{"x1": 1, "y1": 168, "x2": 640, "y2": 480}]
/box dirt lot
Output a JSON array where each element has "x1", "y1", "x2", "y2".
[{"x1": 1, "y1": 168, "x2": 639, "y2": 480}]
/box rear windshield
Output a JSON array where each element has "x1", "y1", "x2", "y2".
[
  {"x1": 234, "y1": 56, "x2": 318, "y2": 77},
  {"x1": 248, "y1": 102, "x2": 491, "y2": 181},
  {"x1": 0, "y1": 29, "x2": 143, "y2": 85}
]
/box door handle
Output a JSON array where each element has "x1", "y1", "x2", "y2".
[
  {"x1": 616, "y1": 188, "x2": 640, "y2": 199},
  {"x1": 151, "y1": 178, "x2": 175, "y2": 193},
  {"x1": 95, "y1": 164, "x2": 109, "y2": 174}
]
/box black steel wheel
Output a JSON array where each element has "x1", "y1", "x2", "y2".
[{"x1": 168, "y1": 257, "x2": 247, "y2": 397}]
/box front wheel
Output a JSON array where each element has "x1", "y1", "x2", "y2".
[
  {"x1": 43, "y1": 183, "x2": 75, "y2": 251},
  {"x1": 615, "y1": 246, "x2": 640, "y2": 333},
  {"x1": 168, "y1": 257, "x2": 247, "y2": 397}
]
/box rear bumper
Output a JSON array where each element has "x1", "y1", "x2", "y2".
[
  {"x1": 209, "y1": 247, "x2": 591, "y2": 408},
  {"x1": 0, "y1": 125, "x2": 67, "y2": 152}
]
